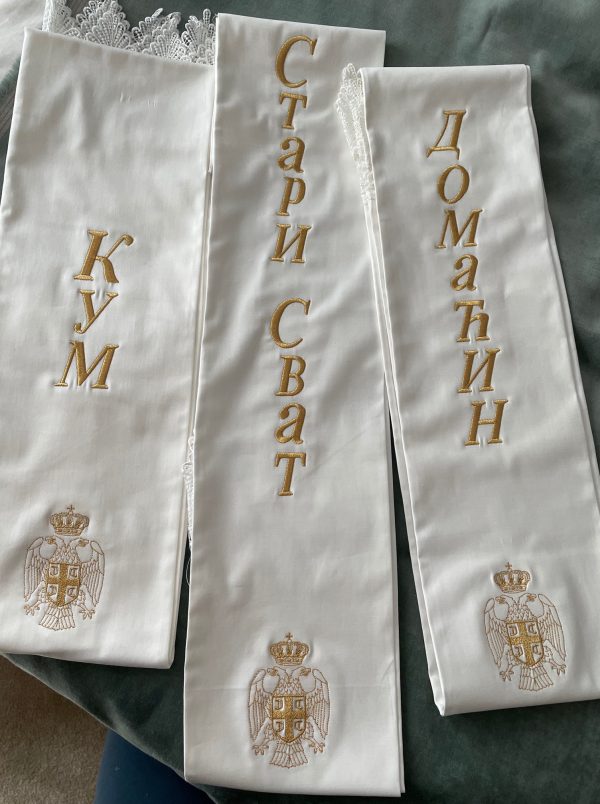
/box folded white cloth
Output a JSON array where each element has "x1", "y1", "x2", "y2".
[
  {"x1": 0, "y1": 8, "x2": 214, "y2": 666},
  {"x1": 184, "y1": 13, "x2": 403, "y2": 795},
  {"x1": 338, "y1": 64, "x2": 600, "y2": 714}
]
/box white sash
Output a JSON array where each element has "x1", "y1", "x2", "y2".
[
  {"x1": 338, "y1": 64, "x2": 600, "y2": 714},
  {"x1": 184, "y1": 14, "x2": 403, "y2": 795},
  {"x1": 0, "y1": 11, "x2": 213, "y2": 666}
]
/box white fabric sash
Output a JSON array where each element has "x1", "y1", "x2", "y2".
[
  {"x1": 338, "y1": 64, "x2": 600, "y2": 714},
  {"x1": 0, "y1": 25, "x2": 213, "y2": 666},
  {"x1": 184, "y1": 14, "x2": 403, "y2": 795}
]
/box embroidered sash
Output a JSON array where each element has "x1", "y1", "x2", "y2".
[
  {"x1": 184, "y1": 14, "x2": 403, "y2": 795},
  {"x1": 338, "y1": 64, "x2": 600, "y2": 714},
  {"x1": 0, "y1": 19, "x2": 213, "y2": 666}
]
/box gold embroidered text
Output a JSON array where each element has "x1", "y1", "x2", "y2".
[
  {"x1": 271, "y1": 35, "x2": 316, "y2": 495},
  {"x1": 55, "y1": 228, "x2": 133, "y2": 390},
  {"x1": 427, "y1": 111, "x2": 508, "y2": 445}
]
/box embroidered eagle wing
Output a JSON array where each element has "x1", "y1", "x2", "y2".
[
  {"x1": 81, "y1": 540, "x2": 105, "y2": 607},
  {"x1": 248, "y1": 669, "x2": 271, "y2": 740},
  {"x1": 24, "y1": 538, "x2": 48, "y2": 599},
  {"x1": 537, "y1": 593, "x2": 566, "y2": 661},
  {"x1": 484, "y1": 597, "x2": 508, "y2": 666},
  {"x1": 306, "y1": 668, "x2": 330, "y2": 737}
]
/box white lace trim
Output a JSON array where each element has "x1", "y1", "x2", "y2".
[
  {"x1": 43, "y1": 0, "x2": 215, "y2": 65},
  {"x1": 335, "y1": 64, "x2": 375, "y2": 203},
  {"x1": 182, "y1": 434, "x2": 194, "y2": 546}
]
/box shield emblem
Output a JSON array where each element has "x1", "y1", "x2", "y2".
[
  {"x1": 506, "y1": 619, "x2": 544, "y2": 667},
  {"x1": 271, "y1": 693, "x2": 306, "y2": 744},
  {"x1": 45, "y1": 561, "x2": 81, "y2": 607}
]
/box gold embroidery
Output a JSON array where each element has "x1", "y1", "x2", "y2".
[
  {"x1": 277, "y1": 176, "x2": 306, "y2": 216},
  {"x1": 73, "y1": 229, "x2": 134, "y2": 283},
  {"x1": 428, "y1": 108, "x2": 507, "y2": 444},
  {"x1": 56, "y1": 227, "x2": 132, "y2": 391},
  {"x1": 270, "y1": 36, "x2": 313, "y2": 496},
  {"x1": 276, "y1": 355, "x2": 306, "y2": 396},
  {"x1": 270, "y1": 298, "x2": 311, "y2": 349},
  {"x1": 437, "y1": 163, "x2": 470, "y2": 204},
  {"x1": 274, "y1": 452, "x2": 306, "y2": 496},
  {"x1": 55, "y1": 341, "x2": 119, "y2": 390},
  {"x1": 74, "y1": 290, "x2": 118, "y2": 334},
  {"x1": 484, "y1": 563, "x2": 566, "y2": 691},
  {"x1": 248, "y1": 633, "x2": 330, "y2": 768},
  {"x1": 23, "y1": 505, "x2": 104, "y2": 631},
  {"x1": 275, "y1": 403, "x2": 306, "y2": 444},
  {"x1": 271, "y1": 223, "x2": 312, "y2": 264},
  {"x1": 435, "y1": 207, "x2": 483, "y2": 249},
  {"x1": 279, "y1": 91, "x2": 307, "y2": 130},
  {"x1": 426, "y1": 109, "x2": 467, "y2": 158},
  {"x1": 275, "y1": 35, "x2": 317, "y2": 88},
  {"x1": 457, "y1": 348, "x2": 501, "y2": 393},
  {"x1": 455, "y1": 300, "x2": 490, "y2": 342},
  {"x1": 278, "y1": 137, "x2": 306, "y2": 173},
  {"x1": 451, "y1": 254, "x2": 479, "y2": 291},
  {"x1": 465, "y1": 399, "x2": 508, "y2": 445}
]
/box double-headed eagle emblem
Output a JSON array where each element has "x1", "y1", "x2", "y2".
[
  {"x1": 248, "y1": 633, "x2": 330, "y2": 768},
  {"x1": 484, "y1": 563, "x2": 566, "y2": 691},
  {"x1": 24, "y1": 505, "x2": 104, "y2": 631}
]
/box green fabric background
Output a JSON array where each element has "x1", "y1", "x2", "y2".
[{"x1": 2, "y1": 2, "x2": 600, "y2": 801}]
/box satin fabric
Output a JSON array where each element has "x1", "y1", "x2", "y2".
[
  {"x1": 346, "y1": 64, "x2": 600, "y2": 714},
  {"x1": 7, "y1": 3, "x2": 600, "y2": 803},
  {"x1": 0, "y1": 29, "x2": 213, "y2": 666},
  {"x1": 184, "y1": 13, "x2": 403, "y2": 795}
]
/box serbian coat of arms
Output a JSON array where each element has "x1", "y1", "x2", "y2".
[
  {"x1": 23, "y1": 505, "x2": 104, "y2": 631},
  {"x1": 248, "y1": 633, "x2": 330, "y2": 768},
  {"x1": 484, "y1": 563, "x2": 566, "y2": 691}
]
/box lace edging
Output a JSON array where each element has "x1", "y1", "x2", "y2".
[
  {"x1": 182, "y1": 434, "x2": 194, "y2": 547},
  {"x1": 43, "y1": 0, "x2": 215, "y2": 66},
  {"x1": 335, "y1": 64, "x2": 375, "y2": 203}
]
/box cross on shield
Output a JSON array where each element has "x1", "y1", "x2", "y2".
[
  {"x1": 271, "y1": 693, "x2": 307, "y2": 744},
  {"x1": 506, "y1": 619, "x2": 544, "y2": 667},
  {"x1": 46, "y1": 561, "x2": 81, "y2": 607}
]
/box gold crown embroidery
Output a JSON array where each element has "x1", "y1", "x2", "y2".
[
  {"x1": 23, "y1": 505, "x2": 104, "y2": 631},
  {"x1": 484, "y1": 563, "x2": 566, "y2": 691},
  {"x1": 248, "y1": 633, "x2": 330, "y2": 768}
]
